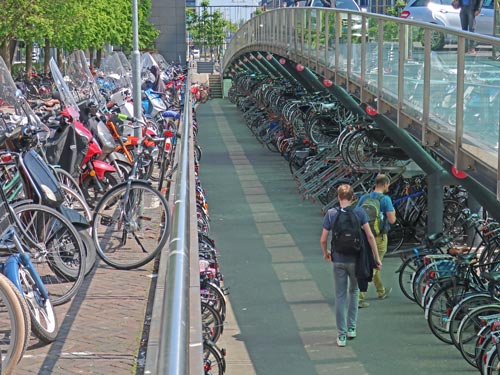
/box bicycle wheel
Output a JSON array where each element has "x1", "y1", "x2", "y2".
[
  {"x1": 449, "y1": 293, "x2": 495, "y2": 349},
  {"x1": 60, "y1": 185, "x2": 92, "y2": 223},
  {"x1": 14, "y1": 204, "x2": 86, "y2": 306},
  {"x1": 387, "y1": 218, "x2": 405, "y2": 254},
  {"x1": 397, "y1": 255, "x2": 421, "y2": 302},
  {"x1": 17, "y1": 261, "x2": 58, "y2": 343},
  {"x1": 52, "y1": 167, "x2": 85, "y2": 200},
  {"x1": 201, "y1": 301, "x2": 224, "y2": 344},
  {"x1": 457, "y1": 304, "x2": 500, "y2": 368},
  {"x1": 201, "y1": 282, "x2": 227, "y2": 322},
  {"x1": 81, "y1": 171, "x2": 121, "y2": 208},
  {"x1": 426, "y1": 282, "x2": 466, "y2": 344},
  {"x1": 203, "y1": 340, "x2": 225, "y2": 375},
  {"x1": 0, "y1": 273, "x2": 29, "y2": 374},
  {"x1": 485, "y1": 344, "x2": 500, "y2": 375},
  {"x1": 93, "y1": 181, "x2": 171, "y2": 270}
]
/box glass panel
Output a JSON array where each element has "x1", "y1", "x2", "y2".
[
  {"x1": 402, "y1": 25, "x2": 427, "y2": 121},
  {"x1": 380, "y1": 19, "x2": 400, "y2": 105},
  {"x1": 297, "y1": 9, "x2": 305, "y2": 56},
  {"x1": 462, "y1": 56, "x2": 500, "y2": 161},
  {"x1": 364, "y1": 18, "x2": 379, "y2": 93},
  {"x1": 317, "y1": 10, "x2": 327, "y2": 65},
  {"x1": 336, "y1": 11, "x2": 349, "y2": 76},
  {"x1": 350, "y1": 13, "x2": 364, "y2": 85},
  {"x1": 326, "y1": 12, "x2": 336, "y2": 68}
]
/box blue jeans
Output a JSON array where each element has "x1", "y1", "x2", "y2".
[
  {"x1": 333, "y1": 262, "x2": 359, "y2": 336},
  {"x1": 460, "y1": 5, "x2": 476, "y2": 50}
]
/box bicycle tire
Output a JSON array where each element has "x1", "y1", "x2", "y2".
[
  {"x1": 60, "y1": 185, "x2": 92, "y2": 223},
  {"x1": 397, "y1": 255, "x2": 420, "y2": 301},
  {"x1": 485, "y1": 342, "x2": 500, "y2": 375},
  {"x1": 426, "y1": 282, "x2": 466, "y2": 344},
  {"x1": 449, "y1": 293, "x2": 494, "y2": 349},
  {"x1": 92, "y1": 181, "x2": 171, "y2": 270},
  {"x1": 14, "y1": 204, "x2": 86, "y2": 306},
  {"x1": 457, "y1": 304, "x2": 500, "y2": 368},
  {"x1": 81, "y1": 171, "x2": 121, "y2": 208},
  {"x1": 17, "y1": 262, "x2": 59, "y2": 343},
  {"x1": 201, "y1": 301, "x2": 224, "y2": 344},
  {"x1": 0, "y1": 273, "x2": 29, "y2": 374},
  {"x1": 203, "y1": 340, "x2": 226, "y2": 375},
  {"x1": 201, "y1": 282, "x2": 227, "y2": 322},
  {"x1": 51, "y1": 167, "x2": 83, "y2": 196}
]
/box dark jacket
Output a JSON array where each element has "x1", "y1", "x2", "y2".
[{"x1": 355, "y1": 231, "x2": 376, "y2": 292}]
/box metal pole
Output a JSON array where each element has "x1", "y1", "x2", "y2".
[
  {"x1": 131, "y1": 0, "x2": 142, "y2": 137},
  {"x1": 157, "y1": 75, "x2": 192, "y2": 375}
]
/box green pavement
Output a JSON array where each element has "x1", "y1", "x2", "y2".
[{"x1": 196, "y1": 99, "x2": 473, "y2": 375}]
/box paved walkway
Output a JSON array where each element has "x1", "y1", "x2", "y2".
[
  {"x1": 196, "y1": 98, "x2": 475, "y2": 375},
  {"x1": 15, "y1": 259, "x2": 154, "y2": 374}
]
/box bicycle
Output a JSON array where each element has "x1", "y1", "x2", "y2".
[
  {"x1": 92, "y1": 120, "x2": 172, "y2": 270},
  {"x1": 0, "y1": 272, "x2": 30, "y2": 375}
]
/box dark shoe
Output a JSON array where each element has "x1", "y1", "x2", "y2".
[
  {"x1": 378, "y1": 287, "x2": 392, "y2": 300},
  {"x1": 358, "y1": 301, "x2": 370, "y2": 308}
]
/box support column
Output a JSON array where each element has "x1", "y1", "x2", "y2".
[{"x1": 427, "y1": 172, "x2": 444, "y2": 235}]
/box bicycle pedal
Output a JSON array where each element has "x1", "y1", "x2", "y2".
[
  {"x1": 100, "y1": 216, "x2": 113, "y2": 226},
  {"x1": 222, "y1": 287, "x2": 230, "y2": 295}
]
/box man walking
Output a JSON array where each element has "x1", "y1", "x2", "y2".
[
  {"x1": 457, "y1": 0, "x2": 483, "y2": 53},
  {"x1": 320, "y1": 184, "x2": 381, "y2": 347},
  {"x1": 357, "y1": 174, "x2": 396, "y2": 308}
]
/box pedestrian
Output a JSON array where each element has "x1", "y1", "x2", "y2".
[
  {"x1": 320, "y1": 184, "x2": 381, "y2": 347},
  {"x1": 456, "y1": 0, "x2": 483, "y2": 53},
  {"x1": 356, "y1": 174, "x2": 396, "y2": 308}
]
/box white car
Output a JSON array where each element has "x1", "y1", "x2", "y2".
[
  {"x1": 400, "y1": 0, "x2": 495, "y2": 50},
  {"x1": 192, "y1": 49, "x2": 200, "y2": 59}
]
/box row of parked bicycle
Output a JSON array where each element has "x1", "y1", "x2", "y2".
[
  {"x1": 227, "y1": 72, "x2": 471, "y2": 254},
  {"x1": 0, "y1": 50, "x2": 184, "y2": 373},
  {"x1": 395, "y1": 212, "x2": 500, "y2": 375},
  {"x1": 193, "y1": 110, "x2": 228, "y2": 375}
]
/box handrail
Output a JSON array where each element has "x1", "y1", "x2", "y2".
[
  {"x1": 144, "y1": 72, "x2": 202, "y2": 374},
  {"x1": 157, "y1": 73, "x2": 191, "y2": 374}
]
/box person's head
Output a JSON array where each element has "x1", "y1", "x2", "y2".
[
  {"x1": 337, "y1": 184, "x2": 354, "y2": 202},
  {"x1": 375, "y1": 174, "x2": 390, "y2": 193}
]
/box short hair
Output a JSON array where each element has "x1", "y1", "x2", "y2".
[
  {"x1": 375, "y1": 174, "x2": 390, "y2": 186},
  {"x1": 337, "y1": 184, "x2": 354, "y2": 201}
]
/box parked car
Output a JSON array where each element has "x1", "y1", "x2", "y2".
[
  {"x1": 400, "y1": 0, "x2": 495, "y2": 50},
  {"x1": 192, "y1": 49, "x2": 200, "y2": 59}
]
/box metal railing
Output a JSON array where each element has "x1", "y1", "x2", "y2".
[
  {"x1": 223, "y1": 8, "x2": 500, "y2": 198},
  {"x1": 144, "y1": 73, "x2": 203, "y2": 375}
]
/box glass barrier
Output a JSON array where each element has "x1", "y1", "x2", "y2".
[{"x1": 223, "y1": 8, "x2": 500, "y2": 185}]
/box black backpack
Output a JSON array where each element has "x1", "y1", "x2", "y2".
[{"x1": 330, "y1": 206, "x2": 362, "y2": 255}]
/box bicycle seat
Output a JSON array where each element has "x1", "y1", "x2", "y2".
[
  {"x1": 427, "y1": 232, "x2": 444, "y2": 243},
  {"x1": 481, "y1": 271, "x2": 500, "y2": 283},
  {"x1": 320, "y1": 103, "x2": 337, "y2": 110},
  {"x1": 456, "y1": 253, "x2": 477, "y2": 264}
]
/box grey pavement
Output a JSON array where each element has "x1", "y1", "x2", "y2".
[{"x1": 196, "y1": 98, "x2": 475, "y2": 375}]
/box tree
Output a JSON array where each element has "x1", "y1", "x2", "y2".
[
  {"x1": 0, "y1": 0, "x2": 160, "y2": 71},
  {"x1": 187, "y1": 0, "x2": 237, "y2": 59}
]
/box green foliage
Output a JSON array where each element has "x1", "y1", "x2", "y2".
[
  {"x1": 0, "y1": 0, "x2": 160, "y2": 64},
  {"x1": 187, "y1": 0, "x2": 238, "y2": 53}
]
